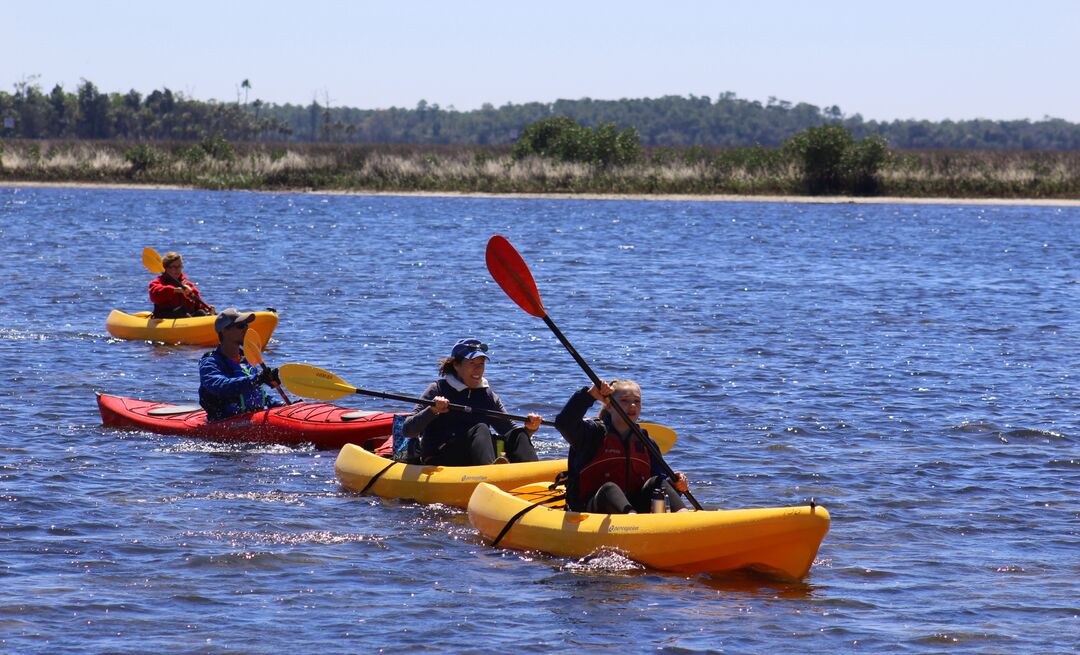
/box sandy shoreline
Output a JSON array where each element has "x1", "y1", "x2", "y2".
[{"x1": 4, "y1": 180, "x2": 1080, "y2": 207}]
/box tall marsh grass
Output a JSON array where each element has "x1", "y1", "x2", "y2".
[
  {"x1": 2, "y1": 139, "x2": 1079, "y2": 198},
  {"x1": 883, "y1": 150, "x2": 1080, "y2": 197}
]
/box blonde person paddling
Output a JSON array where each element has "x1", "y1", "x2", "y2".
[{"x1": 555, "y1": 379, "x2": 689, "y2": 513}]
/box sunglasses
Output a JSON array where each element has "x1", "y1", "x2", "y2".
[
  {"x1": 226, "y1": 323, "x2": 249, "y2": 330},
  {"x1": 466, "y1": 343, "x2": 489, "y2": 353}
]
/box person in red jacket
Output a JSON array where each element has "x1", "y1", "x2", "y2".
[{"x1": 148, "y1": 252, "x2": 215, "y2": 318}]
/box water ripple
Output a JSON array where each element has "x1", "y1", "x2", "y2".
[{"x1": 0, "y1": 188, "x2": 1076, "y2": 654}]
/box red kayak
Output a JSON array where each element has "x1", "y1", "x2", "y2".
[{"x1": 97, "y1": 393, "x2": 397, "y2": 449}]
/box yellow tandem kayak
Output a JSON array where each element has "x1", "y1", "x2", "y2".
[
  {"x1": 467, "y1": 482, "x2": 830, "y2": 580},
  {"x1": 105, "y1": 309, "x2": 278, "y2": 346},
  {"x1": 333, "y1": 423, "x2": 678, "y2": 509},
  {"x1": 334, "y1": 443, "x2": 567, "y2": 508}
]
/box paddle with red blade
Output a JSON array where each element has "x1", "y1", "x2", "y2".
[{"x1": 485, "y1": 234, "x2": 702, "y2": 510}]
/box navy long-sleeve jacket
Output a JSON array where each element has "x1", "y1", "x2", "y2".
[{"x1": 198, "y1": 347, "x2": 281, "y2": 422}]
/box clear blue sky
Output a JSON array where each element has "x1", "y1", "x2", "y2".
[{"x1": 8, "y1": 0, "x2": 1080, "y2": 122}]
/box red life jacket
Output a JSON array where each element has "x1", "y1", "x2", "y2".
[{"x1": 574, "y1": 429, "x2": 652, "y2": 505}]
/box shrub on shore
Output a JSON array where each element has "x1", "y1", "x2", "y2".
[
  {"x1": 512, "y1": 116, "x2": 642, "y2": 167},
  {"x1": 124, "y1": 143, "x2": 165, "y2": 176},
  {"x1": 784, "y1": 125, "x2": 890, "y2": 195}
]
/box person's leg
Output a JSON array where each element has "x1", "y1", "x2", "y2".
[
  {"x1": 464, "y1": 423, "x2": 497, "y2": 465},
  {"x1": 661, "y1": 478, "x2": 687, "y2": 511},
  {"x1": 632, "y1": 476, "x2": 686, "y2": 512},
  {"x1": 501, "y1": 427, "x2": 538, "y2": 463},
  {"x1": 585, "y1": 482, "x2": 635, "y2": 514},
  {"x1": 423, "y1": 436, "x2": 472, "y2": 466},
  {"x1": 153, "y1": 306, "x2": 193, "y2": 319},
  {"x1": 630, "y1": 477, "x2": 658, "y2": 513}
]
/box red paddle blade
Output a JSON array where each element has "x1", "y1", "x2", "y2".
[{"x1": 486, "y1": 235, "x2": 546, "y2": 318}]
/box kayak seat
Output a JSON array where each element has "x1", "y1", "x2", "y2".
[
  {"x1": 147, "y1": 404, "x2": 203, "y2": 416},
  {"x1": 342, "y1": 410, "x2": 381, "y2": 421}
]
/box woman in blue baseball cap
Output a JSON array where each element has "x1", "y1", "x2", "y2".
[{"x1": 402, "y1": 338, "x2": 541, "y2": 466}]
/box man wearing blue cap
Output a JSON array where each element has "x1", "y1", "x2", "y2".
[{"x1": 402, "y1": 338, "x2": 541, "y2": 466}]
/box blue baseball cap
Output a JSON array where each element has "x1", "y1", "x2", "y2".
[{"x1": 451, "y1": 338, "x2": 491, "y2": 361}]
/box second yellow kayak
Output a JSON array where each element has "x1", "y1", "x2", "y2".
[{"x1": 334, "y1": 443, "x2": 567, "y2": 508}]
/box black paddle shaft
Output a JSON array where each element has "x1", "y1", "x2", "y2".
[
  {"x1": 349, "y1": 386, "x2": 556, "y2": 427},
  {"x1": 542, "y1": 315, "x2": 703, "y2": 510}
]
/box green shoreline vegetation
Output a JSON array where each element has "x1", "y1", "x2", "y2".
[
  {"x1": 3, "y1": 131, "x2": 1080, "y2": 199},
  {"x1": 3, "y1": 79, "x2": 1080, "y2": 199}
]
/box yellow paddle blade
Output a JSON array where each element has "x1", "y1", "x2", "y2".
[
  {"x1": 640, "y1": 422, "x2": 677, "y2": 454},
  {"x1": 142, "y1": 247, "x2": 164, "y2": 274},
  {"x1": 244, "y1": 329, "x2": 266, "y2": 366},
  {"x1": 279, "y1": 363, "x2": 357, "y2": 401}
]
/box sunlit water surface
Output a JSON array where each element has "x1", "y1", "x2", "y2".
[{"x1": 1, "y1": 186, "x2": 1076, "y2": 654}]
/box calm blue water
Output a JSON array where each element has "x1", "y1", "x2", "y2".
[{"x1": 1, "y1": 185, "x2": 1077, "y2": 654}]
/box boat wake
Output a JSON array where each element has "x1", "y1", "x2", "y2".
[{"x1": 563, "y1": 548, "x2": 644, "y2": 573}]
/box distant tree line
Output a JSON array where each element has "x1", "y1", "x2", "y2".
[
  {"x1": 4, "y1": 77, "x2": 1080, "y2": 150},
  {"x1": 0, "y1": 78, "x2": 293, "y2": 143}
]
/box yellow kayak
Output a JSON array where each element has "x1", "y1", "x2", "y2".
[
  {"x1": 334, "y1": 443, "x2": 567, "y2": 508},
  {"x1": 467, "y1": 482, "x2": 830, "y2": 580},
  {"x1": 105, "y1": 309, "x2": 278, "y2": 346}
]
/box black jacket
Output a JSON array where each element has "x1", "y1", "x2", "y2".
[{"x1": 402, "y1": 374, "x2": 517, "y2": 461}]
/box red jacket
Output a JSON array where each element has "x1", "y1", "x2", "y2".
[{"x1": 148, "y1": 273, "x2": 208, "y2": 316}]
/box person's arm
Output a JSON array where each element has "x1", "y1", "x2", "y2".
[
  {"x1": 163, "y1": 274, "x2": 211, "y2": 313},
  {"x1": 148, "y1": 276, "x2": 183, "y2": 305},
  {"x1": 183, "y1": 278, "x2": 214, "y2": 313},
  {"x1": 402, "y1": 382, "x2": 442, "y2": 438},
  {"x1": 554, "y1": 386, "x2": 598, "y2": 447},
  {"x1": 199, "y1": 354, "x2": 260, "y2": 398}
]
